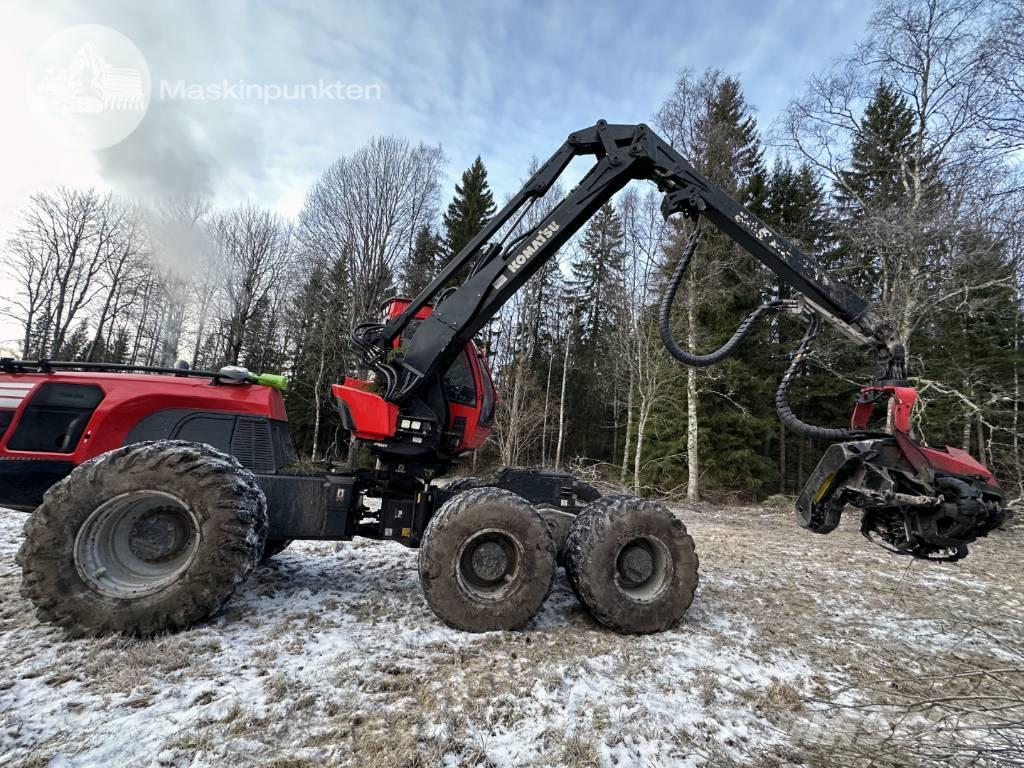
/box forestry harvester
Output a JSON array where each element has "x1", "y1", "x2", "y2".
[{"x1": 2, "y1": 122, "x2": 1009, "y2": 637}]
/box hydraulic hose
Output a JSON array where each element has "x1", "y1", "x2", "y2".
[
  {"x1": 658, "y1": 218, "x2": 785, "y2": 367},
  {"x1": 658, "y1": 217, "x2": 886, "y2": 442},
  {"x1": 774, "y1": 314, "x2": 887, "y2": 441},
  {"x1": 351, "y1": 322, "x2": 400, "y2": 399}
]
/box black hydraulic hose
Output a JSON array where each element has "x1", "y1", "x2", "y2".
[
  {"x1": 351, "y1": 322, "x2": 399, "y2": 399},
  {"x1": 657, "y1": 218, "x2": 885, "y2": 442},
  {"x1": 774, "y1": 314, "x2": 887, "y2": 442},
  {"x1": 658, "y1": 218, "x2": 785, "y2": 367}
]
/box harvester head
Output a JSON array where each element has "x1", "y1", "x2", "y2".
[{"x1": 797, "y1": 435, "x2": 1008, "y2": 561}]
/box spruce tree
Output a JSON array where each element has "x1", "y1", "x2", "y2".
[
  {"x1": 837, "y1": 81, "x2": 916, "y2": 215},
  {"x1": 442, "y1": 157, "x2": 496, "y2": 284},
  {"x1": 684, "y1": 76, "x2": 776, "y2": 495},
  {"x1": 833, "y1": 81, "x2": 928, "y2": 298},
  {"x1": 917, "y1": 231, "x2": 1020, "y2": 459},
  {"x1": 571, "y1": 204, "x2": 628, "y2": 348},
  {"x1": 106, "y1": 328, "x2": 131, "y2": 365},
  {"x1": 402, "y1": 225, "x2": 442, "y2": 296},
  {"x1": 58, "y1": 320, "x2": 92, "y2": 361},
  {"x1": 760, "y1": 159, "x2": 846, "y2": 493},
  {"x1": 564, "y1": 203, "x2": 628, "y2": 460}
]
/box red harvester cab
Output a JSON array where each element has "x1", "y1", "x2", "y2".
[{"x1": 333, "y1": 298, "x2": 496, "y2": 463}]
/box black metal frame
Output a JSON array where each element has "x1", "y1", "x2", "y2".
[{"x1": 257, "y1": 466, "x2": 589, "y2": 547}]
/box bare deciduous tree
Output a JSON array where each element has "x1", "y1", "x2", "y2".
[
  {"x1": 299, "y1": 137, "x2": 445, "y2": 335},
  {"x1": 3, "y1": 188, "x2": 140, "y2": 360},
  {"x1": 618, "y1": 188, "x2": 681, "y2": 494},
  {"x1": 212, "y1": 204, "x2": 294, "y2": 366},
  {"x1": 978, "y1": 0, "x2": 1024, "y2": 152}
]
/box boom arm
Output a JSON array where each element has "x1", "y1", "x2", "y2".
[
  {"x1": 354, "y1": 121, "x2": 906, "y2": 403},
  {"x1": 350, "y1": 120, "x2": 1008, "y2": 563}
]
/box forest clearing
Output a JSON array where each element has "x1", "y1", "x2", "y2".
[{"x1": 2, "y1": 502, "x2": 1021, "y2": 767}]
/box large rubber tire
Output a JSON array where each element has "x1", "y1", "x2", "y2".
[
  {"x1": 261, "y1": 539, "x2": 292, "y2": 562},
  {"x1": 535, "y1": 504, "x2": 575, "y2": 562},
  {"x1": 418, "y1": 487, "x2": 556, "y2": 632},
  {"x1": 17, "y1": 441, "x2": 268, "y2": 638},
  {"x1": 564, "y1": 495, "x2": 698, "y2": 634}
]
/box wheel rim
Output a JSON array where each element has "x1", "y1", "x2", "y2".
[
  {"x1": 74, "y1": 490, "x2": 201, "y2": 599},
  {"x1": 456, "y1": 528, "x2": 523, "y2": 601},
  {"x1": 614, "y1": 536, "x2": 672, "y2": 601}
]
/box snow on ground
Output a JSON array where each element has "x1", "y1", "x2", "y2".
[{"x1": 1, "y1": 503, "x2": 1022, "y2": 767}]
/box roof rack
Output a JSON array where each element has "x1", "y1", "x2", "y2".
[{"x1": 0, "y1": 358, "x2": 246, "y2": 385}]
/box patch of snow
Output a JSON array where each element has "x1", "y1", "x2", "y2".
[{"x1": 1, "y1": 504, "x2": 1019, "y2": 767}]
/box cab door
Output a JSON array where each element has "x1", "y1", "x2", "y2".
[{"x1": 443, "y1": 342, "x2": 494, "y2": 452}]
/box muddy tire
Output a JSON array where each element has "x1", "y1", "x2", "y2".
[
  {"x1": 418, "y1": 487, "x2": 556, "y2": 632},
  {"x1": 573, "y1": 480, "x2": 601, "y2": 504},
  {"x1": 535, "y1": 504, "x2": 575, "y2": 562},
  {"x1": 564, "y1": 495, "x2": 698, "y2": 634},
  {"x1": 260, "y1": 539, "x2": 292, "y2": 562},
  {"x1": 17, "y1": 440, "x2": 267, "y2": 637}
]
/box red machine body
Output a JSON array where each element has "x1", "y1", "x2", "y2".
[
  {"x1": 851, "y1": 384, "x2": 998, "y2": 486},
  {"x1": 0, "y1": 369, "x2": 289, "y2": 510},
  {"x1": 332, "y1": 378, "x2": 400, "y2": 441},
  {"x1": 0, "y1": 371, "x2": 284, "y2": 460},
  {"x1": 333, "y1": 298, "x2": 496, "y2": 458}
]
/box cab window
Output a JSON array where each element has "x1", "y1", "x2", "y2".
[
  {"x1": 444, "y1": 353, "x2": 477, "y2": 406},
  {"x1": 478, "y1": 354, "x2": 496, "y2": 426},
  {"x1": 400, "y1": 319, "x2": 480, "y2": 409},
  {"x1": 399, "y1": 319, "x2": 422, "y2": 348}
]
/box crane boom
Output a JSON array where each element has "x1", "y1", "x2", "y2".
[
  {"x1": 349, "y1": 120, "x2": 1005, "y2": 562},
  {"x1": 364, "y1": 121, "x2": 904, "y2": 403}
]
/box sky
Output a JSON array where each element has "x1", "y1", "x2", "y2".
[{"x1": 0, "y1": 0, "x2": 876, "y2": 350}]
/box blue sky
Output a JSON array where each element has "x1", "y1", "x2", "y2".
[{"x1": 2, "y1": 0, "x2": 875, "y2": 223}]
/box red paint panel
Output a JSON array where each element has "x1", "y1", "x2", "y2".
[
  {"x1": 918, "y1": 444, "x2": 997, "y2": 485},
  {"x1": 0, "y1": 372, "x2": 284, "y2": 464},
  {"x1": 332, "y1": 379, "x2": 398, "y2": 440},
  {"x1": 851, "y1": 385, "x2": 917, "y2": 433}
]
